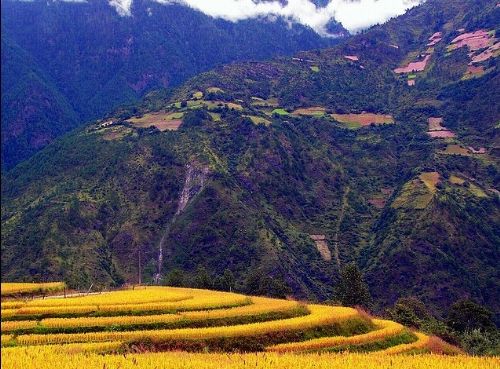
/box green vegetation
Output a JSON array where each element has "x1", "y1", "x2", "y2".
[
  {"x1": 271, "y1": 108, "x2": 290, "y2": 116},
  {"x1": 1, "y1": 1, "x2": 498, "y2": 358},
  {"x1": 1, "y1": 0, "x2": 341, "y2": 169},
  {"x1": 334, "y1": 264, "x2": 372, "y2": 309}
]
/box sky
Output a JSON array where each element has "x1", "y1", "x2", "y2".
[{"x1": 106, "y1": 0, "x2": 424, "y2": 35}]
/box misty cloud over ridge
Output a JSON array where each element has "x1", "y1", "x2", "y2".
[{"x1": 108, "y1": 0, "x2": 423, "y2": 35}]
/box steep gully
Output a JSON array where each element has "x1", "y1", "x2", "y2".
[{"x1": 153, "y1": 162, "x2": 210, "y2": 283}]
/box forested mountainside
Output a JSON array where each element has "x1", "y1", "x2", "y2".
[
  {"x1": 1, "y1": 0, "x2": 499, "y2": 321},
  {"x1": 1, "y1": 0, "x2": 344, "y2": 169}
]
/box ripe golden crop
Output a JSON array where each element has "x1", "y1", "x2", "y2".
[
  {"x1": 5, "y1": 289, "x2": 251, "y2": 319},
  {"x1": 15, "y1": 305, "x2": 357, "y2": 346},
  {"x1": 267, "y1": 319, "x2": 405, "y2": 352},
  {"x1": 1, "y1": 296, "x2": 301, "y2": 333},
  {"x1": 1, "y1": 347, "x2": 498, "y2": 369},
  {"x1": 1, "y1": 282, "x2": 66, "y2": 296},
  {"x1": 19, "y1": 287, "x2": 193, "y2": 307},
  {"x1": 0, "y1": 285, "x2": 479, "y2": 369}
]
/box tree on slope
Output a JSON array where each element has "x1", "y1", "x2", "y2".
[{"x1": 334, "y1": 263, "x2": 372, "y2": 308}]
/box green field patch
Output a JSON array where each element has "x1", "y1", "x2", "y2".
[
  {"x1": 392, "y1": 178, "x2": 434, "y2": 210},
  {"x1": 209, "y1": 112, "x2": 221, "y2": 122},
  {"x1": 408, "y1": 74, "x2": 417, "y2": 80},
  {"x1": 192, "y1": 91, "x2": 204, "y2": 100},
  {"x1": 271, "y1": 108, "x2": 290, "y2": 116},
  {"x1": 251, "y1": 97, "x2": 279, "y2": 108},
  {"x1": 440, "y1": 145, "x2": 471, "y2": 156},
  {"x1": 341, "y1": 121, "x2": 363, "y2": 129},
  {"x1": 245, "y1": 115, "x2": 271, "y2": 126},
  {"x1": 127, "y1": 112, "x2": 184, "y2": 131},
  {"x1": 99, "y1": 126, "x2": 133, "y2": 141},
  {"x1": 310, "y1": 66, "x2": 320, "y2": 72},
  {"x1": 469, "y1": 183, "x2": 488, "y2": 198},
  {"x1": 449, "y1": 176, "x2": 488, "y2": 198},
  {"x1": 206, "y1": 87, "x2": 224, "y2": 94},
  {"x1": 226, "y1": 102, "x2": 244, "y2": 111},
  {"x1": 449, "y1": 175, "x2": 465, "y2": 185}
]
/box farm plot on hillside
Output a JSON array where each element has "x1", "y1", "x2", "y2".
[
  {"x1": 332, "y1": 113, "x2": 394, "y2": 129},
  {"x1": 127, "y1": 112, "x2": 184, "y2": 131}
]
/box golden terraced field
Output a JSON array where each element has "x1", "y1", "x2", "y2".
[{"x1": 1, "y1": 283, "x2": 497, "y2": 369}]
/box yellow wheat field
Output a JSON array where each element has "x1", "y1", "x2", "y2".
[
  {"x1": 267, "y1": 319, "x2": 405, "y2": 352},
  {"x1": 1, "y1": 347, "x2": 498, "y2": 369}
]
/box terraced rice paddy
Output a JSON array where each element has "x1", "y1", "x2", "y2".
[
  {"x1": 332, "y1": 113, "x2": 394, "y2": 128},
  {"x1": 1, "y1": 282, "x2": 66, "y2": 297},
  {"x1": 1, "y1": 283, "x2": 489, "y2": 368}
]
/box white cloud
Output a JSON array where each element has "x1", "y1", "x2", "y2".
[
  {"x1": 108, "y1": 0, "x2": 423, "y2": 34},
  {"x1": 109, "y1": 0, "x2": 133, "y2": 16}
]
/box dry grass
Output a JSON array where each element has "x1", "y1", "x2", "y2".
[
  {"x1": 245, "y1": 115, "x2": 271, "y2": 126},
  {"x1": 441, "y1": 145, "x2": 470, "y2": 156},
  {"x1": 419, "y1": 172, "x2": 440, "y2": 193},
  {"x1": 428, "y1": 117, "x2": 445, "y2": 131},
  {"x1": 449, "y1": 175, "x2": 465, "y2": 185},
  {"x1": 292, "y1": 107, "x2": 327, "y2": 116}
]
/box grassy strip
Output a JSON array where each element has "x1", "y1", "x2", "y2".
[
  {"x1": 379, "y1": 332, "x2": 429, "y2": 354},
  {"x1": 320, "y1": 331, "x2": 417, "y2": 353}
]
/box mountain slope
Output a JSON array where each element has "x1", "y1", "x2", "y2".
[
  {"x1": 1, "y1": 0, "x2": 499, "y2": 319},
  {"x1": 1, "y1": 0, "x2": 344, "y2": 169}
]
